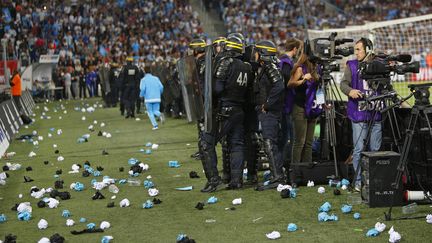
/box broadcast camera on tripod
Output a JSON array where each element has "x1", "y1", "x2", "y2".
[
  {"x1": 358, "y1": 53, "x2": 420, "y2": 153},
  {"x1": 309, "y1": 32, "x2": 354, "y2": 82},
  {"x1": 384, "y1": 82, "x2": 432, "y2": 220},
  {"x1": 306, "y1": 32, "x2": 354, "y2": 179},
  {"x1": 354, "y1": 53, "x2": 426, "y2": 209}
]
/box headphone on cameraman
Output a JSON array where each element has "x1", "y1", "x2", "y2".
[{"x1": 360, "y1": 37, "x2": 373, "y2": 55}]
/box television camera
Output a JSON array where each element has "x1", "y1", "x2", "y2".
[
  {"x1": 307, "y1": 32, "x2": 354, "y2": 81},
  {"x1": 359, "y1": 53, "x2": 420, "y2": 92}
]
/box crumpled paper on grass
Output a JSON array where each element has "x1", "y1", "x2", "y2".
[
  {"x1": 148, "y1": 188, "x2": 159, "y2": 197},
  {"x1": 66, "y1": 219, "x2": 75, "y2": 226},
  {"x1": 388, "y1": 226, "x2": 401, "y2": 243},
  {"x1": 143, "y1": 200, "x2": 153, "y2": 209},
  {"x1": 0, "y1": 213, "x2": 7, "y2": 223},
  {"x1": 62, "y1": 210, "x2": 71, "y2": 218},
  {"x1": 38, "y1": 237, "x2": 50, "y2": 243},
  {"x1": 287, "y1": 223, "x2": 297, "y2": 232},
  {"x1": 101, "y1": 236, "x2": 114, "y2": 243},
  {"x1": 318, "y1": 212, "x2": 338, "y2": 222},
  {"x1": 168, "y1": 161, "x2": 181, "y2": 168},
  {"x1": 319, "y1": 202, "x2": 331, "y2": 212},
  {"x1": 17, "y1": 202, "x2": 32, "y2": 213},
  {"x1": 426, "y1": 214, "x2": 432, "y2": 224},
  {"x1": 47, "y1": 198, "x2": 59, "y2": 208},
  {"x1": 341, "y1": 204, "x2": 352, "y2": 214},
  {"x1": 366, "y1": 228, "x2": 379, "y2": 237},
  {"x1": 119, "y1": 199, "x2": 130, "y2": 207},
  {"x1": 38, "y1": 219, "x2": 48, "y2": 229},
  {"x1": 87, "y1": 223, "x2": 96, "y2": 229},
  {"x1": 143, "y1": 180, "x2": 154, "y2": 189},
  {"x1": 17, "y1": 211, "x2": 32, "y2": 221},
  {"x1": 353, "y1": 213, "x2": 361, "y2": 219},
  {"x1": 207, "y1": 196, "x2": 218, "y2": 204},
  {"x1": 100, "y1": 221, "x2": 111, "y2": 230},
  {"x1": 265, "y1": 231, "x2": 281, "y2": 240},
  {"x1": 375, "y1": 222, "x2": 386, "y2": 232},
  {"x1": 276, "y1": 184, "x2": 292, "y2": 192},
  {"x1": 232, "y1": 198, "x2": 242, "y2": 205}
]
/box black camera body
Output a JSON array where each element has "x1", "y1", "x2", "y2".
[
  {"x1": 359, "y1": 54, "x2": 420, "y2": 92},
  {"x1": 408, "y1": 83, "x2": 431, "y2": 106},
  {"x1": 308, "y1": 32, "x2": 354, "y2": 81},
  {"x1": 310, "y1": 32, "x2": 354, "y2": 60}
]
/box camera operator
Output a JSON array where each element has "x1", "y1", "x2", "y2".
[
  {"x1": 288, "y1": 42, "x2": 322, "y2": 187},
  {"x1": 340, "y1": 38, "x2": 382, "y2": 192}
]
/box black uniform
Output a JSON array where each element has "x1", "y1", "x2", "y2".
[
  {"x1": 214, "y1": 52, "x2": 253, "y2": 188},
  {"x1": 166, "y1": 66, "x2": 183, "y2": 118},
  {"x1": 107, "y1": 66, "x2": 121, "y2": 107},
  {"x1": 119, "y1": 62, "x2": 140, "y2": 117},
  {"x1": 255, "y1": 61, "x2": 285, "y2": 190}
]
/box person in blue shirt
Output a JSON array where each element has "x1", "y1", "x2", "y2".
[{"x1": 139, "y1": 65, "x2": 164, "y2": 130}]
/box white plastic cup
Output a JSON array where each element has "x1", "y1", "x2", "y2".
[{"x1": 108, "y1": 184, "x2": 119, "y2": 194}]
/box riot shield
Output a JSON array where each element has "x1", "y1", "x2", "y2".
[
  {"x1": 177, "y1": 55, "x2": 203, "y2": 122},
  {"x1": 204, "y1": 46, "x2": 213, "y2": 133}
]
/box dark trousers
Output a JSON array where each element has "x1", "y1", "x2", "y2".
[
  {"x1": 79, "y1": 82, "x2": 87, "y2": 98},
  {"x1": 13, "y1": 96, "x2": 22, "y2": 114},
  {"x1": 217, "y1": 107, "x2": 245, "y2": 180},
  {"x1": 244, "y1": 107, "x2": 259, "y2": 178},
  {"x1": 258, "y1": 111, "x2": 284, "y2": 180},
  {"x1": 280, "y1": 112, "x2": 294, "y2": 170},
  {"x1": 122, "y1": 86, "x2": 137, "y2": 115}
]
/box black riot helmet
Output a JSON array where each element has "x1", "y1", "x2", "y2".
[
  {"x1": 227, "y1": 32, "x2": 245, "y2": 45},
  {"x1": 255, "y1": 40, "x2": 278, "y2": 63},
  {"x1": 224, "y1": 36, "x2": 244, "y2": 54},
  {"x1": 212, "y1": 36, "x2": 226, "y2": 54},
  {"x1": 189, "y1": 38, "x2": 206, "y2": 55}
]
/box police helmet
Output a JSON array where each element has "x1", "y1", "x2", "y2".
[
  {"x1": 227, "y1": 32, "x2": 245, "y2": 45},
  {"x1": 225, "y1": 36, "x2": 244, "y2": 54},
  {"x1": 212, "y1": 37, "x2": 226, "y2": 47},
  {"x1": 189, "y1": 38, "x2": 206, "y2": 54},
  {"x1": 255, "y1": 40, "x2": 277, "y2": 57}
]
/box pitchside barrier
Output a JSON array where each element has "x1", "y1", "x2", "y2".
[{"x1": 0, "y1": 90, "x2": 35, "y2": 157}]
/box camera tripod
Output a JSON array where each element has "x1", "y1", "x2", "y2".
[
  {"x1": 321, "y1": 73, "x2": 344, "y2": 178},
  {"x1": 384, "y1": 103, "x2": 432, "y2": 221}
]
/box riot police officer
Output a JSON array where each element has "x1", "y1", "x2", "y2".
[
  {"x1": 254, "y1": 40, "x2": 286, "y2": 191},
  {"x1": 211, "y1": 36, "x2": 233, "y2": 184},
  {"x1": 119, "y1": 57, "x2": 140, "y2": 118},
  {"x1": 213, "y1": 36, "x2": 253, "y2": 189},
  {"x1": 188, "y1": 38, "x2": 207, "y2": 160}
]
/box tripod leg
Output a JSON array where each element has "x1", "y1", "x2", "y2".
[{"x1": 386, "y1": 108, "x2": 420, "y2": 221}]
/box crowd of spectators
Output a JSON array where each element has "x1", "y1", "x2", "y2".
[
  {"x1": 219, "y1": 0, "x2": 432, "y2": 47},
  {"x1": 1, "y1": 0, "x2": 203, "y2": 99}
]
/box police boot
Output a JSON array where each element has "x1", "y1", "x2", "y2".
[
  {"x1": 201, "y1": 176, "x2": 222, "y2": 193},
  {"x1": 226, "y1": 170, "x2": 243, "y2": 190},
  {"x1": 130, "y1": 106, "x2": 136, "y2": 118},
  {"x1": 244, "y1": 174, "x2": 258, "y2": 186},
  {"x1": 191, "y1": 151, "x2": 203, "y2": 160},
  {"x1": 125, "y1": 108, "x2": 132, "y2": 118},
  {"x1": 245, "y1": 158, "x2": 258, "y2": 185},
  {"x1": 120, "y1": 103, "x2": 125, "y2": 116},
  {"x1": 200, "y1": 141, "x2": 222, "y2": 193},
  {"x1": 256, "y1": 139, "x2": 285, "y2": 191}
]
